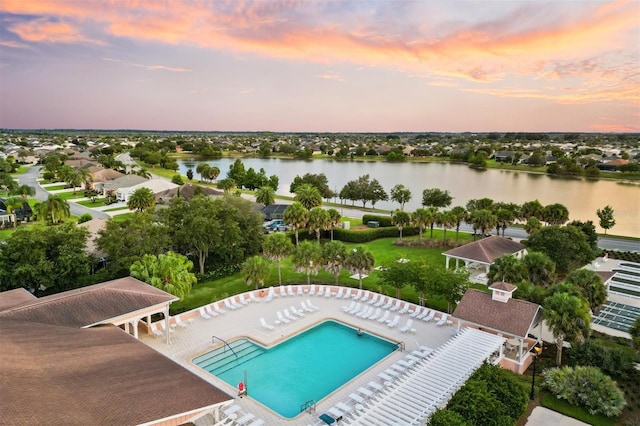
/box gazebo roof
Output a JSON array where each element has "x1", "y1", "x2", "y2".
[
  {"x1": 0, "y1": 277, "x2": 177, "y2": 328},
  {"x1": 443, "y1": 236, "x2": 525, "y2": 264},
  {"x1": 453, "y1": 289, "x2": 541, "y2": 338}
]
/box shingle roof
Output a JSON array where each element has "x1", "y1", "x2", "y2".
[
  {"x1": 443, "y1": 236, "x2": 525, "y2": 264},
  {"x1": 155, "y1": 183, "x2": 223, "y2": 201},
  {"x1": 0, "y1": 319, "x2": 232, "y2": 425},
  {"x1": 0, "y1": 277, "x2": 177, "y2": 328},
  {"x1": 452, "y1": 289, "x2": 541, "y2": 338},
  {"x1": 0, "y1": 288, "x2": 36, "y2": 311},
  {"x1": 489, "y1": 282, "x2": 517, "y2": 292}
]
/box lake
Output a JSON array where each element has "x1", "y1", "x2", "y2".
[{"x1": 177, "y1": 158, "x2": 640, "y2": 237}]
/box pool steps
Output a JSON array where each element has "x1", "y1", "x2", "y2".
[{"x1": 194, "y1": 339, "x2": 264, "y2": 376}]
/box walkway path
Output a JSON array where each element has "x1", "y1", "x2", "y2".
[{"x1": 526, "y1": 407, "x2": 589, "y2": 426}]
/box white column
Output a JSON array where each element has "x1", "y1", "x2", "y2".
[
  {"x1": 131, "y1": 319, "x2": 139, "y2": 339},
  {"x1": 445, "y1": 256, "x2": 450, "y2": 269},
  {"x1": 164, "y1": 307, "x2": 171, "y2": 345}
]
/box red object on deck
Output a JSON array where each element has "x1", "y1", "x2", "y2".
[{"x1": 238, "y1": 382, "x2": 245, "y2": 392}]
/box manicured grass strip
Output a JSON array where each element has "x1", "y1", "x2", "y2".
[
  {"x1": 109, "y1": 213, "x2": 135, "y2": 221},
  {"x1": 541, "y1": 393, "x2": 617, "y2": 426},
  {"x1": 77, "y1": 198, "x2": 109, "y2": 207},
  {"x1": 41, "y1": 184, "x2": 68, "y2": 191},
  {"x1": 103, "y1": 206, "x2": 131, "y2": 212}
]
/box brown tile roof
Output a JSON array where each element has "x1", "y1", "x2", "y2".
[
  {"x1": 89, "y1": 168, "x2": 125, "y2": 183},
  {"x1": 0, "y1": 288, "x2": 36, "y2": 311},
  {"x1": 0, "y1": 320, "x2": 232, "y2": 425},
  {"x1": 453, "y1": 289, "x2": 541, "y2": 338},
  {"x1": 602, "y1": 159, "x2": 629, "y2": 166},
  {"x1": 155, "y1": 183, "x2": 223, "y2": 201},
  {"x1": 78, "y1": 218, "x2": 108, "y2": 255},
  {"x1": 489, "y1": 282, "x2": 517, "y2": 292},
  {"x1": 443, "y1": 236, "x2": 525, "y2": 264},
  {"x1": 0, "y1": 277, "x2": 177, "y2": 328}
]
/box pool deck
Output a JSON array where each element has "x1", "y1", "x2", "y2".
[{"x1": 140, "y1": 285, "x2": 457, "y2": 426}]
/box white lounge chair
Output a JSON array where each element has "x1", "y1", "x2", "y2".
[
  {"x1": 374, "y1": 296, "x2": 386, "y2": 307},
  {"x1": 317, "y1": 286, "x2": 325, "y2": 297},
  {"x1": 297, "y1": 286, "x2": 304, "y2": 296},
  {"x1": 398, "y1": 302, "x2": 410, "y2": 315},
  {"x1": 301, "y1": 301, "x2": 314, "y2": 313},
  {"x1": 276, "y1": 311, "x2": 290, "y2": 324},
  {"x1": 279, "y1": 285, "x2": 288, "y2": 297},
  {"x1": 356, "y1": 306, "x2": 372, "y2": 318},
  {"x1": 389, "y1": 300, "x2": 402, "y2": 312},
  {"x1": 324, "y1": 287, "x2": 333, "y2": 298},
  {"x1": 204, "y1": 305, "x2": 218, "y2": 317},
  {"x1": 211, "y1": 302, "x2": 226, "y2": 314},
  {"x1": 199, "y1": 307, "x2": 212, "y2": 320},
  {"x1": 291, "y1": 305, "x2": 305, "y2": 317},
  {"x1": 400, "y1": 319, "x2": 413, "y2": 333},
  {"x1": 359, "y1": 290, "x2": 371, "y2": 301},
  {"x1": 349, "y1": 392, "x2": 365, "y2": 404},
  {"x1": 423, "y1": 310, "x2": 436, "y2": 322},
  {"x1": 284, "y1": 308, "x2": 297, "y2": 321},
  {"x1": 368, "y1": 308, "x2": 382, "y2": 321},
  {"x1": 264, "y1": 287, "x2": 275, "y2": 302},
  {"x1": 347, "y1": 302, "x2": 361, "y2": 315},
  {"x1": 223, "y1": 405, "x2": 242, "y2": 417},
  {"x1": 334, "y1": 287, "x2": 345, "y2": 299},
  {"x1": 306, "y1": 299, "x2": 319, "y2": 311},
  {"x1": 368, "y1": 294, "x2": 379, "y2": 305},
  {"x1": 342, "y1": 300, "x2": 356, "y2": 312},
  {"x1": 308, "y1": 284, "x2": 317, "y2": 296},
  {"x1": 237, "y1": 294, "x2": 249, "y2": 305},
  {"x1": 387, "y1": 315, "x2": 400, "y2": 328},
  {"x1": 236, "y1": 413, "x2": 255, "y2": 425},
  {"x1": 357, "y1": 386, "x2": 374, "y2": 399},
  {"x1": 437, "y1": 313, "x2": 448, "y2": 326},
  {"x1": 352, "y1": 289, "x2": 363, "y2": 300},
  {"x1": 149, "y1": 322, "x2": 163, "y2": 337},
  {"x1": 260, "y1": 317, "x2": 275, "y2": 330},
  {"x1": 224, "y1": 299, "x2": 237, "y2": 311},
  {"x1": 287, "y1": 286, "x2": 296, "y2": 296},
  {"x1": 174, "y1": 315, "x2": 188, "y2": 328},
  {"x1": 246, "y1": 420, "x2": 264, "y2": 426},
  {"x1": 249, "y1": 292, "x2": 260, "y2": 303},
  {"x1": 416, "y1": 308, "x2": 429, "y2": 320},
  {"x1": 382, "y1": 299, "x2": 394, "y2": 310},
  {"x1": 377, "y1": 310, "x2": 390, "y2": 323}
]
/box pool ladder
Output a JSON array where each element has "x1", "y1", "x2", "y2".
[
  {"x1": 212, "y1": 335, "x2": 239, "y2": 361},
  {"x1": 301, "y1": 400, "x2": 316, "y2": 414}
]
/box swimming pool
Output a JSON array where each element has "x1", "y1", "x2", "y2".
[{"x1": 193, "y1": 320, "x2": 397, "y2": 418}]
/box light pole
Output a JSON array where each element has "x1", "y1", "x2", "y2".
[{"x1": 530, "y1": 343, "x2": 542, "y2": 400}]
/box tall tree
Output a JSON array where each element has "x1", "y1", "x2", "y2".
[
  {"x1": 294, "y1": 183, "x2": 322, "y2": 209},
  {"x1": 130, "y1": 251, "x2": 197, "y2": 301},
  {"x1": 241, "y1": 255, "x2": 270, "y2": 290},
  {"x1": 35, "y1": 194, "x2": 70, "y2": 224},
  {"x1": 543, "y1": 203, "x2": 570, "y2": 225},
  {"x1": 292, "y1": 241, "x2": 322, "y2": 284},
  {"x1": 127, "y1": 187, "x2": 156, "y2": 212},
  {"x1": 10, "y1": 184, "x2": 35, "y2": 199},
  {"x1": 495, "y1": 208, "x2": 516, "y2": 237},
  {"x1": 565, "y1": 268, "x2": 607, "y2": 313},
  {"x1": 487, "y1": 255, "x2": 527, "y2": 284},
  {"x1": 523, "y1": 251, "x2": 556, "y2": 287},
  {"x1": 255, "y1": 186, "x2": 276, "y2": 206},
  {"x1": 543, "y1": 292, "x2": 591, "y2": 367},
  {"x1": 217, "y1": 178, "x2": 236, "y2": 193},
  {"x1": 227, "y1": 159, "x2": 246, "y2": 187},
  {"x1": 326, "y1": 208, "x2": 342, "y2": 241},
  {"x1": 344, "y1": 246, "x2": 375, "y2": 290},
  {"x1": 422, "y1": 188, "x2": 453, "y2": 209},
  {"x1": 392, "y1": 210, "x2": 411, "y2": 240},
  {"x1": 437, "y1": 210, "x2": 456, "y2": 243},
  {"x1": 262, "y1": 232, "x2": 293, "y2": 285},
  {"x1": 524, "y1": 217, "x2": 543, "y2": 235},
  {"x1": 307, "y1": 207, "x2": 330, "y2": 243},
  {"x1": 321, "y1": 240, "x2": 347, "y2": 285},
  {"x1": 283, "y1": 202, "x2": 308, "y2": 245},
  {"x1": 466, "y1": 197, "x2": 494, "y2": 212},
  {"x1": 596, "y1": 205, "x2": 616, "y2": 235},
  {"x1": 2, "y1": 197, "x2": 23, "y2": 228},
  {"x1": 428, "y1": 268, "x2": 469, "y2": 313},
  {"x1": 378, "y1": 259, "x2": 422, "y2": 299},
  {"x1": 411, "y1": 208, "x2": 430, "y2": 241},
  {"x1": 526, "y1": 225, "x2": 594, "y2": 272},
  {"x1": 289, "y1": 173, "x2": 334, "y2": 199},
  {"x1": 469, "y1": 209, "x2": 497, "y2": 239},
  {"x1": 390, "y1": 184, "x2": 412, "y2": 211}
]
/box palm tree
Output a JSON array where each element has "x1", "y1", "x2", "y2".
[
  {"x1": 412, "y1": 208, "x2": 429, "y2": 241},
  {"x1": 127, "y1": 187, "x2": 156, "y2": 212},
  {"x1": 392, "y1": 210, "x2": 411, "y2": 240},
  {"x1": 208, "y1": 166, "x2": 220, "y2": 183},
  {"x1": 543, "y1": 203, "x2": 570, "y2": 226},
  {"x1": 326, "y1": 208, "x2": 342, "y2": 241},
  {"x1": 487, "y1": 255, "x2": 527, "y2": 284},
  {"x1": 35, "y1": 194, "x2": 70, "y2": 224},
  {"x1": 263, "y1": 233, "x2": 293, "y2": 285},
  {"x1": 135, "y1": 167, "x2": 152, "y2": 179},
  {"x1": 130, "y1": 251, "x2": 197, "y2": 300},
  {"x1": 294, "y1": 183, "x2": 322, "y2": 210},
  {"x1": 10, "y1": 184, "x2": 35, "y2": 198},
  {"x1": 283, "y1": 202, "x2": 308, "y2": 245},
  {"x1": 521, "y1": 199, "x2": 544, "y2": 221},
  {"x1": 241, "y1": 255, "x2": 270, "y2": 290},
  {"x1": 292, "y1": 241, "x2": 322, "y2": 284},
  {"x1": 495, "y1": 208, "x2": 515, "y2": 237},
  {"x1": 390, "y1": 184, "x2": 412, "y2": 211},
  {"x1": 425, "y1": 206, "x2": 439, "y2": 239},
  {"x1": 523, "y1": 251, "x2": 556, "y2": 287},
  {"x1": 438, "y1": 210, "x2": 456, "y2": 243},
  {"x1": 307, "y1": 207, "x2": 330, "y2": 243},
  {"x1": 450, "y1": 206, "x2": 467, "y2": 243},
  {"x1": 543, "y1": 291, "x2": 591, "y2": 366},
  {"x1": 255, "y1": 186, "x2": 276, "y2": 206},
  {"x1": 3, "y1": 196, "x2": 23, "y2": 228},
  {"x1": 77, "y1": 167, "x2": 93, "y2": 190},
  {"x1": 344, "y1": 246, "x2": 375, "y2": 290},
  {"x1": 469, "y1": 209, "x2": 497, "y2": 239},
  {"x1": 322, "y1": 240, "x2": 347, "y2": 285},
  {"x1": 524, "y1": 217, "x2": 543, "y2": 235},
  {"x1": 217, "y1": 178, "x2": 236, "y2": 193},
  {"x1": 565, "y1": 268, "x2": 607, "y2": 313},
  {"x1": 195, "y1": 163, "x2": 210, "y2": 182}
]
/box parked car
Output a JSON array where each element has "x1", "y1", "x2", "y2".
[{"x1": 263, "y1": 219, "x2": 284, "y2": 232}]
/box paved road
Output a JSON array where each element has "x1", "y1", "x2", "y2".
[{"x1": 18, "y1": 166, "x2": 110, "y2": 220}]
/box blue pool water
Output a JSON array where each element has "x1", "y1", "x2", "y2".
[{"x1": 193, "y1": 320, "x2": 397, "y2": 418}]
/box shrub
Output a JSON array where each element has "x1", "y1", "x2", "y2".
[
  {"x1": 171, "y1": 174, "x2": 184, "y2": 185},
  {"x1": 332, "y1": 226, "x2": 419, "y2": 243},
  {"x1": 77, "y1": 213, "x2": 93, "y2": 224},
  {"x1": 568, "y1": 340, "x2": 637, "y2": 378},
  {"x1": 543, "y1": 365, "x2": 626, "y2": 417},
  {"x1": 428, "y1": 409, "x2": 469, "y2": 426}
]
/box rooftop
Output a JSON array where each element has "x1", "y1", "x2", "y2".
[{"x1": 443, "y1": 236, "x2": 526, "y2": 264}]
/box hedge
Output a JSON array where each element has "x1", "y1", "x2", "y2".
[
  {"x1": 362, "y1": 214, "x2": 394, "y2": 227},
  {"x1": 332, "y1": 226, "x2": 419, "y2": 243}
]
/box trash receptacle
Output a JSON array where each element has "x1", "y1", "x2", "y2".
[{"x1": 367, "y1": 221, "x2": 379, "y2": 228}]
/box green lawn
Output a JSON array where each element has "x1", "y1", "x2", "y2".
[
  {"x1": 10, "y1": 165, "x2": 30, "y2": 175},
  {"x1": 171, "y1": 236, "x2": 470, "y2": 313},
  {"x1": 77, "y1": 198, "x2": 109, "y2": 208},
  {"x1": 40, "y1": 184, "x2": 68, "y2": 191},
  {"x1": 541, "y1": 393, "x2": 617, "y2": 426},
  {"x1": 109, "y1": 213, "x2": 135, "y2": 221},
  {"x1": 103, "y1": 206, "x2": 131, "y2": 212},
  {"x1": 46, "y1": 190, "x2": 86, "y2": 201}
]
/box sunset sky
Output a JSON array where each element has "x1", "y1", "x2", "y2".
[{"x1": 1, "y1": 0, "x2": 638, "y2": 132}]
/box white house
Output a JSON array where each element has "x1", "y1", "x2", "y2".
[{"x1": 116, "y1": 178, "x2": 179, "y2": 202}]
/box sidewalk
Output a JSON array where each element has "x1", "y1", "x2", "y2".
[{"x1": 526, "y1": 407, "x2": 589, "y2": 426}]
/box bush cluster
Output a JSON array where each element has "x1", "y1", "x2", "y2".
[
  {"x1": 195, "y1": 264, "x2": 242, "y2": 282},
  {"x1": 429, "y1": 363, "x2": 528, "y2": 426},
  {"x1": 543, "y1": 365, "x2": 626, "y2": 417},
  {"x1": 567, "y1": 340, "x2": 638, "y2": 378},
  {"x1": 332, "y1": 226, "x2": 419, "y2": 243}
]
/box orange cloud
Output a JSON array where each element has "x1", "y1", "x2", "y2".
[
  {"x1": 314, "y1": 72, "x2": 344, "y2": 82},
  {"x1": 9, "y1": 19, "x2": 104, "y2": 44}
]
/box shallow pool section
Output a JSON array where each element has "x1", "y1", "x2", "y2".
[{"x1": 193, "y1": 320, "x2": 397, "y2": 418}]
